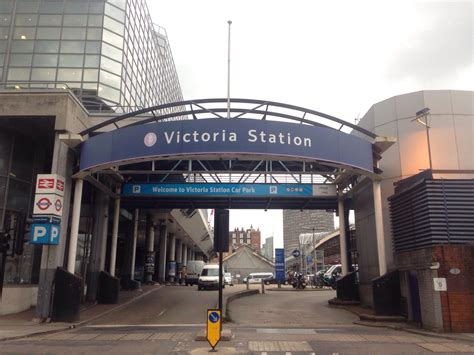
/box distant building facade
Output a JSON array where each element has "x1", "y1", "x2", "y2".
[
  {"x1": 261, "y1": 236, "x2": 273, "y2": 261},
  {"x1": 229, "y1": 226, "x2": 261, "y2": 251},
  {"x1": 283, "y1": 210, "x2": 334, "y2": 259}
]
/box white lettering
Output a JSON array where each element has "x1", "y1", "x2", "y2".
[
  {"x1": 183, "y1": 133, "x2": 191, "y2": 142},
  {"x1": 248, "y1": 129, "x2": 257, "y2": 142},
  {"x1": 164, "y1": 131, "x2": 175, "y2": 144}
]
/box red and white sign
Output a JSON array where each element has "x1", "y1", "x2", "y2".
[
  {"x1": 33, "y1": 194, "x2": 64, "y2": 217},
  {"x1": 35, "y1": 174, "x2": 65, "y2": 196}
]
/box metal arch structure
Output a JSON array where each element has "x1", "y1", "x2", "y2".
[{"x1": 77, "y1": 98, "x2": 387, "y2": 210}]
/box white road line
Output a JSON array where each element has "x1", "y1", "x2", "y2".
[
  {"x1": 85, "y1": 324, "x2": 206, "y2": 328},
  {"x1": 157, "y1": 309, "x2": 167, "y2": 317}
]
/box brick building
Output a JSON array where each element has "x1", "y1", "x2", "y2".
[{"x1": 229, "y1": 226, "x2": 261, "y2": 251}]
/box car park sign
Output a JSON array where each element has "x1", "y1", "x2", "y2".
[{"x1": 30, "y1": 223, "x2": 60, "y2": 245}]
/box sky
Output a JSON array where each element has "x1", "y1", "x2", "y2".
[{"x1": 146, "y1": 0, "x2": 474, "y2": 249}]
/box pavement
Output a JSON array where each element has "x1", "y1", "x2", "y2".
[{"x1": 1, "y1": 282, "x2": 473, "y2": 354}]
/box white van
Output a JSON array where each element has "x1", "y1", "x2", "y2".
[
  {"x1": 243, "y1": 272, "x2": 274, "y2": 284},
  {"x1": 185, "y1": 260, "x2": 205, "y2": 286},
  {"x1": 197, "y1": 264, "x2": 225, "y2": 290}
]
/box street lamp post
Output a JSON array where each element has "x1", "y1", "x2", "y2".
[{"x1": 414, "y1": 107, "x2": 432, "y2": 170}]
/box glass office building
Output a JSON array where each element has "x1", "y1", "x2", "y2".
[{"x1": 0, "y1": 0, "x2": 183, "y2": 112}]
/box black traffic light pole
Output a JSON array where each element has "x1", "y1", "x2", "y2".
[{"x1": 213, "y1": 209, "x2": 229, "y2": 319}]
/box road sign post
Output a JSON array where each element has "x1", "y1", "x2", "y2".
[{"x1": 207, "y1": 309, "x2": 221, "y2": 351}]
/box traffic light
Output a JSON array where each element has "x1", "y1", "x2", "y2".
[{"x1": 0, "y1": 231, "x2": 10, "y2": 253}]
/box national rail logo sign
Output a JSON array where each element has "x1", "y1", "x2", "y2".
[{"x1": 35, "y1": 174, "x2": 65, "y2": 196}]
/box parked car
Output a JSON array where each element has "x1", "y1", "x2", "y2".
[
  {"x1": 198, "y1": 264, "x2": 225, "y2": 290},
  {"x1": 243, "y1": 272, "x2": 274, "y2": 284},
  {"x1": 224, "y1": 272, "x2": 233, "y2": 286},
  {"x1": 185, "y1": 260, "x2": 206, "y2": 286}
]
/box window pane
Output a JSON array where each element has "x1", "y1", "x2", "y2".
[
  {"x1": 39, "y1": 15, "x2": 62, "y2": 26},
  {"x1": 57, "y1": 68, "x2": 82, "y2": 81},
  {"x1": 103, "y1": 15, "x2": 124, "y2": 35},
  {"x1": 60, "y1": 41, "x2": 85, "y2": 53},
  {"x1": 62, "y1": 28, "x2": 86, "y2": 40},
  {"x1": 0, "y1": 132, "x2": 12, "y2": 174},
  {"x1": 88, "y1": 15, "x2": 103, "y2": 27},
  {"x1": 37, "y1": 27, "x2": 60, "y2": 40},
  {"x1": 104, "y1": 3, "x2": 125, "y2": 23},
  {"x1": 101, "y1": 56, "x2": 121, "y2": 75},
  {"x1": 0, "y1": 54, "x2": 4, "y2": 65},
  {"x1": 100, "y1": 69, "x2": 120, "y2": 88},
  {"x1": 84, "y1": 54, "x2": 99, "y2": 67},
  {"x1": 15, "y1": 14, "x2": 37, "y2": 26},
  {"x1": 0, "y1": 1, "x2": 14, "y2": 13},
  {"x1": 89, "y1": 0, "x2": 105, "y2": 14},
  {"x1": 8, "y1": 68, "x2": 31, "y2": 80},
  {"x1": 102, "y1": 42, "x2": 121, "y2": 59},
  {"x1": 82, "y1": 82, "x2": 98, "y2": 91},
  {"x1": 10, "y1": 54, "x2": 33, "y2": 66},
  {"x1": 0, "y1": 41, "x2": 6, "y2": 52},
  {"x1": 11, "y1": 40, "x2": 34, "y2": 53},
  {"x1": 102, "y1": 29, "x2": 122, "y2": 49},
  {"x1": 86, "y1": 28, "x2": 102, "y2": 40},
  {"x1": 17, "y1": 0, "x2": 39, "y2": 13},
  {"x1": 6, "y1": 179, "x2": 31, "y2": 211},
  {"x1": 59, "y1": 54, "x2": 83, "y2": 67},
  {"x1": 34, "y1": 40, "x2": 59, "y2": 53},
  {"x1": 65, "y1": 0, "x2": 87, "y2": 13},
  {"x1": 63, "y1": 15, "x2": 87, "y2": 27},
  {"x1": 31, "y1": 68, "x2": 56, "y2": 81},
  {"x1": 85, "y1": 41, "x2": 101, "y2": 54},
  {"x1": 33, "y1": 54, "x2": 58, "y2": 66},
  {"x1": 40, "y1": 0, "x2": 64, "y2": 13},
  {"x1": 14, "y1": 27, "x2": 36, "y2": 40},
  {"x1": 99, "y1": 85, "x2": 120, "y2": 102},
  {"x1": 107, "y1": 0, "x2": 126, "y2": 10},
  {"x1": 83, "y1": 69, "x2": 98, "y2": 81}
]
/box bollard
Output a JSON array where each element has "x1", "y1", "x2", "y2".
[
  {"x1": 261, "y1": 279, "x2": 265, "y2": 294},
  {"x1": 246, "y1": 278, "x2": 249, "y2": 290},
  {"x1": 278, "y1": 281, "x2": 281, "y2": 289}
]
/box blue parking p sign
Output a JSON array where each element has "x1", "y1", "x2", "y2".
[{"x1": 30, "y1": 223, "x2": 60, "y2": 245}]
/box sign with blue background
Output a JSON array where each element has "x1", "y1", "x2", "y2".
[
  {"x1": 123, "y1": 183, "x2": 314, "y2": 197},
  {"x1": 30, "y1": 223, "x2": 60, "y2": 245},
  {"x1": 275, "y1": 248, "x2": 286, "y2": 282},
  {"x1": 80, "y1": 118, "x2": 373, "y2": 173}
]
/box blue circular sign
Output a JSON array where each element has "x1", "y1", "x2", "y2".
[
  {"x1": 209, "y1": 311, "x2": 220, "y2": 323},
  {"x1": 292, "y1": 249, "x2": 300, "y2": 258}
]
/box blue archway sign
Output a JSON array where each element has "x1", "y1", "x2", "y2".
[{"x1": 79, "y1": 118, "x2": 373, "y2": 174}]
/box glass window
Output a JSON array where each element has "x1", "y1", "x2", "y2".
[
  {"x1": 40, "y1": 0, "x2": 64, "y2": 13},
  {"x1": 34, "y1": 40, "x2": 59, "y2": 53},
  {"x1": 89, "y1": 0, "x2": 105, "y2": 14},
  {"x1": 103, "y1": 15, "x2": 124, "y2": 35},
  {"x1": 14, "y1": 27, "x2": 36, "y2": 40},
  {"x1": 11, "y1": 40, "x2": 34, "y2": 53},
  {"x1": 107, "y1": 0, "x2": 126, "y2": 10},
  {"x1": 60, "y1": 41, "x2": 85, "y2": 53},
  {"x1": 0, "y1": 27, "x2": 9, "y2": 40},
  {"x1": 85, "y1": 41, "x2": 101, "y2": 54},
  {"x1": 0, "y1": 1, "x2": 14, "y2": 13},
  {"x1": 59, "y1": 54, "x2": 83, "y2": 67},
  {"x1": 84, "y1": 55, "x2": 99, "y2": 67},
  {"x1": 39, "y1": 15, "x2": 62, "y2": 26},
  {"x1": 62, "y1": 28, "x2": 86, "y2": 40},
  {"x1": 57, "y1": 68, "x2": 82, "y2": 81},
  {"x1": 83, "y1": 69, "x2": 98, "y2": 81},
  {"x1": 31, "y1": 68, "x2": 56, "y2": 81},
  {"x1": 102, "y1": 29, "x2": 122, "y2": 49},
  {"x1": 82, "y1": 82, "x2": 98, "y2": 91},
  {"x1": 8, "y1": 68, "x2": 31, "y2": 81},
  {"x1": 100, "y1": 69, "x2": 120, "y2": 88},
  {"x1": 65, "y1": 0, "x2": 88, "y2": 13},
  {"x1": 100, "y1": 56, "x2": 121, "y2": 75},
  {"x1": 86, "y1": 28, "x2": 102, "y2": 40},
  {"x1": 37, "y1": 27, "x2": 60, "y2": 40},
  {"x1": 0, "y1": 15, "x2": 11, "y2": 26},
  {"x1": 88, "y1": 15, "x2": 103, "y2": 27},
  {"x1": 16, "y1": 0, "x2": 39, "y2": 13},
  {"x1": 0, "y1": 54, "x2": 4, "y2": 65},
  {"x1": 99, "y1": 84, "x2": 120, "y2": 102},
  {"x1": 63, "y1": 15, "x2": 87, "y2": 27},
  {"x1": 104, "y1": 3, "x2": 125, "y2": 23},
  {"x1": 10, "y1": 54, "x2": 33, "y2": 66},
  {"x1": 102, "y1": 42, "x2": 121, "y2": 59},
  {"x1": 15, "y1": 14, "x2": 37, "y2": 26},
  {"x1": 0, "y1": 132, "x2": 12, "y2": 175},
  {"x1": 33, "y1": 54, "x2": 58, "y2": 66},
  {"x1": 6, "y1": 179, "x2": 31, "y2": 211},
  {"x1": 0, "y1": 41, "x2": 6, "y2": 52}
]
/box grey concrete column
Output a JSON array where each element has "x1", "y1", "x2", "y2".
[
  {"x1": 338, "y1": 195, "x2": 349, "y2": 276},
  {"x1": 36, "y1": 134, "x2": 74, "y2": 320},
  {"x1": 373, "y1": 180, "x2": 387, "y2": 275},
  {"x1": 99, "y1": 196, "x2": 109, "y2": 271},
  {"x1": 158, "y1": 224, "x2": 168, "y2": 283},
  {"x1": 182, "y1": 244, "x2": 188, "y2": 267},
  {"x1": 169, "y1": 234, "x2": 176, "y2": 261},
  {"x1": 67, "y1": 178, "x2": 83, "y2": 273},
  {"x1": 144, "y1": 217, "x2": 155, "y2": 283},
  {"x1": 130, "y1": 209, "x2": 139, "y2": 279},
  {"x1": 109, "y1": 186, "x2": 121, "y2": 276},
  {"x1": 176, "y1": 239, "x2": 182, "y2": 263}
]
